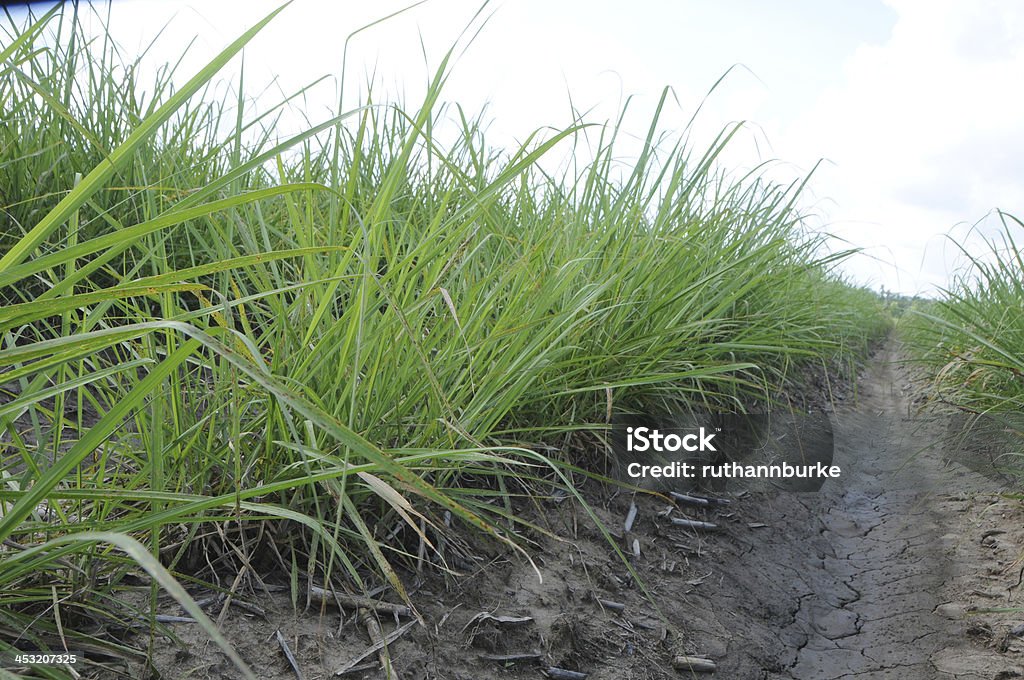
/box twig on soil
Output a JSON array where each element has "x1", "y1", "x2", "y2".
[
  {"x1": 275, "y1": 629, "x2": 304, "y2": 680},
  {"x1": 225, "y1": 597, "x2": 267, "y2": 617},
  {"x1": 194, "y1": 592, "x2": 267, "y2": 618},
  {"x1": 435, "y1": 604, "x2": 461, "y2": 633},
  {"x1": 417, "y1": 517, "x2": 428, "y2": 572},
  {"x1": 670, "y1": 517, "x2": 718, "y2": 531},
  {"x1": 545, "y1": 668, "x2": 588, "y2": 679},
  {"x1": 334, "y1": 661, "x2": 378, "y2": 676},
  {"x1": 609, "y1": 618, "x2": 635, "y2": 634},
  {"x1": 358, "y1": 608, "x2": 393, "y2": 679},
  {"x1": 460, "y1": 612, "x2": 534, "y2": 634},
  {"x1": 153, "y1": 614, "x2": 196, "y2": 624},
  {"x1": 624, "y1": 502, "x2": 638, "y2": 533},
  {"x1": 669, "y1": 492, "x2": 731, "y2": 507},
  {"x1": 593, "y1": 594, "x2": 625, "y2": 614},
  {"x1": 672, "y1": 655, "x2": 716, "y2": 672},
  {"x1": 332, "y1": 619, "x2": 415, "y2": 677},
  {"x1": 672, "y1": 541, "x2": 703, "y2": 556},
  {"x1": 686, "y1": 571, "x2": 713, "y2": 587},
  {"x1": 479, "y1": 652, "x2": 542, "y2": 664},
  {"x1": 218, "y1": 565, "x2": 249, "y2": 628},
  {"x1": 970, "y1": 589, "x2": 1003, "y2": 599},
  {"x1": 307, "y1": 585, "x2": 412, "y2": 618}
]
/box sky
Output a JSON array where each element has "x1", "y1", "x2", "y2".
[{"x1": 12, "y1": 0, "x2": 1024, "y2": 296}]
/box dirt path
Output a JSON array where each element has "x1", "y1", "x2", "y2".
[{"x1": 766, "y1": 341, "x2": 1020, "y2": 679}]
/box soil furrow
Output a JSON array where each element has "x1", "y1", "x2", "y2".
[{"x1": 778, "y1": 341, "x2": 1013, "y2": 679}]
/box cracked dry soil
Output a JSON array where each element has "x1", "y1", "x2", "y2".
[
  {"x1": 772, "y1": 341, "x2": 1020, "y2": 679},
  {"x1": 148, "y1": 341, "x2": 1024, "y2": 680}
]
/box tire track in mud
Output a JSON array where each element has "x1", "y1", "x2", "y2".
[{"x1": 774, "y1": 341, "x2": 1005, "y2": 679}]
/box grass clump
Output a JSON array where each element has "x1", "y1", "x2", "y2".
[
  {"x1": 903, "y1": 211, "x2": 1024, "y2": 422},
  {"x1": 1, "y1": 3, "x2": 888, "y2": 674}
]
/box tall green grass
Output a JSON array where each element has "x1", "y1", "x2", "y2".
[
  {"x1": 1, "y1": 3, "x2": 887, "y2": 675},
  {"x1": 904, "y1": 212, "x2": 1024, "y2": 418}
]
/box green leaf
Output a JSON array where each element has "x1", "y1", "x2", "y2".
[{"x1": 0, "y1": 1, "x2": 293, "y2": 274}]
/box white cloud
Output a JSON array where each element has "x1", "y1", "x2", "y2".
[{"x1": 775, "y1": 0, "x2": 1024, "y2": 294}]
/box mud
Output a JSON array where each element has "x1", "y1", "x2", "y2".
[
  {"x1": 775, "y1": 342, "x2": 1018, "y2": 679},
  {"x1": 131, "y1": 341, "x2": 1024, "y2": 680}
]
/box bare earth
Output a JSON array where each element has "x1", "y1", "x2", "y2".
[{"x1": 139, "y1": 341, "x2": 1024, "y2": 680}]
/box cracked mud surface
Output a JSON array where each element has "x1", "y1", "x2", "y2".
[
  {"x1": 724, "y1": 341, "x2": 1024, "y2": 679},
  {"x1": 780, "y1": 342, "x2": 1004, "y2": 679},
  {"x1": 146, "y1": 341, "x2": 1024, "y2": 680}
]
